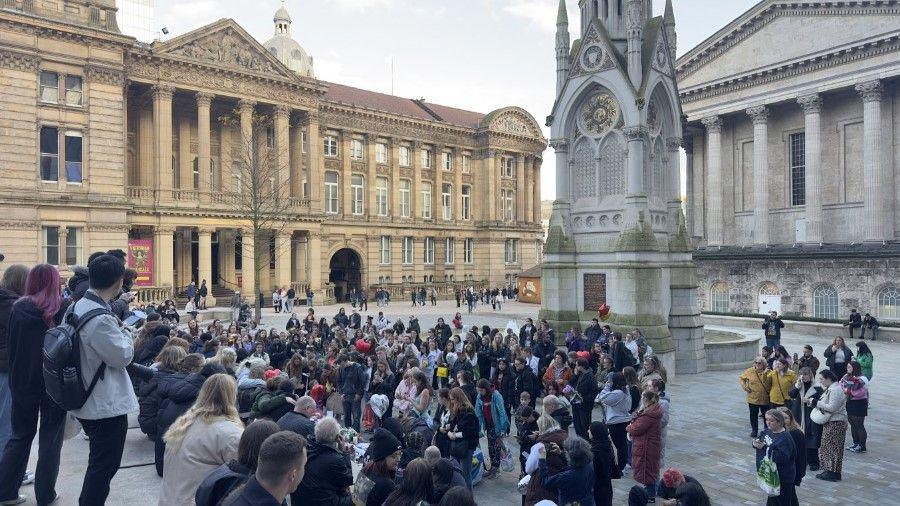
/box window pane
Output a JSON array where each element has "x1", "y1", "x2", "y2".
[
  {"x1": 65, "y1": 134, "x2": 83, "y2": 182},
  {"x1": 65, "y1": 75, "x2": 83, "y2": 106},
  {"x1": 40, "y1": 71, "x2": 58, "y2": 102},
  {"x1": 66, "y1": 228, "x2": 79, "y2": 265},
  {"x1": 790, "y1": 133, "x2": 806, "y2": 206},
  {"x1": 40, "y1": 127, "x2": 59, "y2": 181},
  {"x1": 44, "y1": 226, "x2": 59, "y2": 265},
  {"x1": 41, "y1": 127, "x2": 58, "y2": 152}
]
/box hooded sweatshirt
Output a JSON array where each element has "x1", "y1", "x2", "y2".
[
  {"x1": 7, "y1": 298, "x2": 67, "y2": 395},
  {"x1": 0, "y1": 287, "x2": 22, "y2": 374}
]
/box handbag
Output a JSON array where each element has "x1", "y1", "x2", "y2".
[
  {"x1": 810, "y1": 388, "x2": 832, "y2": 425},
  {"x1": 756, "y1": 448, "x2": 781, "y2": 496},
  {"x1": 499, "y1": 441, "x2": 515, "y2": 472}
]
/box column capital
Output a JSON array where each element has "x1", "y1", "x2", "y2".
[
  {"x1": 197, "y1": 226, "x2": 216, "y2": 235},
  {"x1": 665, "y1": 137, "x2": 683, "y2": 152},
  {"x1": 701, "y1": 115, "x2": 722, "y2": 133},
  {"x1": 622, "y1": 126, "x2": 647, "y2": 141},
  {"x1": 797, "y1": 93, "x2": 822, "y2": 114},
  {"x1": 363, "y1": 132, "x2": 377, "y2": 142},
  {"x1": 195, "y1": 92, "x2": 213, "y2": 108},
  {"x1": 548, "y1": 138, "x2": 568, "y2": 152},
  {"x1": 154, "y1": 226, "x2": 177, "y2": 235},
  {"x1": 238, "y1": 99, "x2": 257, "y2": 113},
  {"x1": 274, "y1": 104, "x2": 291, "y2": 118},
  {"x1": 152, "y1": 84, "x2": 174, "y2": 100},
  {"x1": 855, "y1": 80, "x2": 882, "y2": 103},
  {"x1": 745, "y1": 105, "x2": 769, "y2": 125}
]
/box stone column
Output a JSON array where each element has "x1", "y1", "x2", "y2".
[
  {"x1": 238, "y1": 99, "x2": 256, "y2": 171},
  {"x1": 306, "y1": 111, "x2": 321, "y2": 207},
  {"x1": 747, "y1": 105, "x2": 769, "y2": 245},
  {"x1": 533, "y1": 157, "x2": 542, "y2": 223},
  {"x1": 413, "y1": 141, "x2": 423, "y2": 219},
  {"x1": 153, "y1": 226, "x2": 175, "y2": 287},
  {"x1": 701, "y1": 116, "x2": 724, "y2": 246},
  {"x1": 495, "y1": 151, "x2": 504, "y2": 220},
  {"x1": 486, "y1": 149, "x2": 497, "y2": 220},
  {"x1": 138, "y1": 105, "x2": 154, "y2": 187},
  {"x1": 524, "y1": 155, "x2": 533, "y2": 223},
  {"x1": 366, "y1": 134, "x2": 378, "y2": 216},
  {"x1": 152, "y1": 85, "x2": 174, "y2": 192},
  {"x1": 453, "y1": 148, "x2": 463, "y2": 221},
  {"x1": 434, "y1": 145, "x2": 445, "y2": 220},
  {"x1": 666, "y1": 137, "x2": 682, "y2": 233},
  {"x1": 798, "y1": 94, "x2": 824, "y2": 243},
  {"x1": 274, "y1": 105, "x2": 291, "y2": 200},
  {"x1": 220, "y1": 229, "x2": 235, "y2": 285},
  {"x1": 198, "y1": 227, "x2": 213, "y2": 287},
  {"x1": 551, "y1": 140, "x2": 568, "y2": 202},
  {"x1": 308, "y1": 233, "x2": 323, "y2": 290},
  {"x1": 391, "y1": 138, "x2": 402, "y2": 218},
  {"x1": 275, "y1": 232, "x2": 292, "y2": 288},
  {"x1": 516, "y1": 153, "x2": 526, "y2": 222},
  {"x1": 219, "y1": 123, "x2": 232, "y2": 193},
  {"x1": 240, "y1": 229, "x2": 256, "y2": 299},
  {"x1": 622, "y1": 126, "x2": 648, "y2": 226},
  {"x1": 178, "y1": 111, "x2": 192, "y2": 190},
  {"x1": 290, "y1": 113, "x2": 303, "y2": 198},
  {"x1": 58, "y1": 226, "x2": 69, "y2": 267},
  {"x1": 258, "y1": 233, "x2": 272, "y2": 292},
  {"x1": 196, "y1": 93, "x2": 213, "y2": 196},
  {"x1": 856, "y1": 80, "x2": 891, "y2": 241},
  {"x1": 684, "y1": 141, "x2": 695, "y2": 237}
]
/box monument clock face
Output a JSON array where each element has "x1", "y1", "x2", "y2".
[{"x1": 578, "y1": 92, "x2": 619, "y2": 137}]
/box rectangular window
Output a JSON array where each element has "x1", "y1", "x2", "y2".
[
  {"x1": 790, "y1": 133, "x2": 806, "y2": 206},
  {"x1": 424, "y1": 237, "x2": 434, "y2": 264},
  {"x1": 380, "y1": 236, "x2": 391, "y2": 264},
  {"x1": 325, "y1": 171, "x2": 339, "y2": 213},
  {"x1": 421, "y1": 148, "x2": 432, "y2": 169},
  {"x1": 351, "y1": 139, "x2": 364, "y2": 160},
  {"x1": 40, "y1": 71, "x2": 59, "y2": 103},
  {"x1": 399, "y1": 180, "x2": 411, "y2": 217},
  {"x1": 233, "y1": 173, "x2": 243, "y2": 193},
  {"x1": 421, "y1": 182, "x2": 432, "y2": 219},
  {"x1": 301, "y1": 131, "x2": 308, "y2": 153},
  {"x1": 40, "y1": 126, "x2": 59, "y2": 181},
  {"x1": 351, "y1": 175, "x2": 364, "y2": 215},
  {"x1": 323, "y1": 136, "x2": 338, "y2": 157},
  {"x1": 65, "y1": 75, "x2": 83, "y2": 106},
  {"x1": 376, "y1": 177, "x2": 389, "y2": 216},
  {"x1": 464, "y1": 238, "x2": 473, "y2": 264},
  {"x1": 66, "y1": 227, "x2": 82, "y2": 266},
  {"x1": 64, "y1": 132, "x2": 83, "y2": 183},
  {"x1": 461, "y1": 185, "x2": 471, "y2": 220},
  {"x1": 402, "y1": 236, "x2": 414, "y2": 264},
  {"x1": 445, "y1": 238, "x2": 454, "y2": 264},
  {"x1": 43, "y1": 226, "x2": 60, "y2": 265},
  {"x1": 266, "y1": 125, "x2": 275, "y2": 149},
  {"x1": 443, "y1": 151, "x2": 452, "y2": 171},
  {"x1": 376, "y1": 143, "x2": 388, "y2": 164},
  {"x1": 191, "y1": 157, "x2": 199, "y2": 189},
  {"x1": 462, "y1": 154, "x2": 471, "y2": 173},
  {"x1": 506, "y1": 191, "x2": 515, "y2": 221},
  {"x1": 504, "y1": 239, "x2": 519, "y2": 264},
  {"x1": 399, "y1": 146, "x2": 411, "y2": 166},
  {"x1": 441, "y1": 183, "x2": 452, "y2": 220},
  {"x1": 504, "y1": 157, "x2": 515, "y2": 178}
]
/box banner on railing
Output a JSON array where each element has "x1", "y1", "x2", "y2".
[{"x1": 127, "y1": 239, "x2": 154, "y2": 286}]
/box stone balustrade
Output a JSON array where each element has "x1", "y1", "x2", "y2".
[{"x1": 134, "y1": 286, "x2": 173, "y2": 304}]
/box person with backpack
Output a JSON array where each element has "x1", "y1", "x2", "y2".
[
  {"x1": 68, "y1": 254, "x2": 139, "y2": 506},
  {"x1": 0, "y1": 264, "x2": 68, "y2": 506}
]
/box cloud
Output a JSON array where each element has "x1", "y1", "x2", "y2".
[
  {"x1": 328, "y1": 0, "x2": 395, "y2": 13},
  {"x1": 500, "y1": 0, "x2": 562, "y2": 33}
]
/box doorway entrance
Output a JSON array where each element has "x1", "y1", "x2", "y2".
[
  {"x1": 329, "y1": 248, "x2": 362, "y2": 302},
  {"x1": 757, "y1": 282, "x2": 782, "y2": 315}
]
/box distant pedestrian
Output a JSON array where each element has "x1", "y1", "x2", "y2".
[
  {"x1": 843, "y1": 309, "x2": 862, "y2": 339},
  {"x1": 861, "y1": 313, "x2": 878, "y2": 341},
  {"x1": 761, "y1": 311, "x2": 784, "y2": 349}
]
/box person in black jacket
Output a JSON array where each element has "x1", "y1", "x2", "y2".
[
  {"x1": 0, "y1": 264, "x2": 68, "y2": 506},
  {"x1": 843, "y1": 309, "x2": 863, "y2": 340},
  {"x1": 292, "y1": 416, "x2": 354, "y2": 506},
  {"x1": 570, "y1": 358, "x2": 598, "y2": 439},
  {"x1": 195, "y1": 419, "x2": 280, "y2": 506},
  {"x1": 590, "y1": 421, "x2": 620, "y2": 506},
  {"x1": 222, "y1": 431, "x2": 309, "y2": 506},
  {"x1": 0, "y1": 264, "x2": 28, "y2": 456},
  {"x1": 337, "y1": 353, "x2": 367, "y2": 432},
  {"x1": 277, "y1": 395, "x2": 317, "y2": 440},
  {"x1": 513, "y1": 357, "x2": 539, "y2": 408},
  {"x1": 357, "y1": 428, "x2": 403, "y2": 506},
  {"x1": 444, "y1": 387, "x2": 480, "y2": 491},
  {"x1": 762, "y1": 311, "x2": 786, "y2": 348},
  {"x1": 133, "y1": 346, "x2": 187, "y2": 440}
]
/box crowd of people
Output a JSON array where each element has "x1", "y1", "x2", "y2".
[{"x1": 0, "y1": 249, "x2": 885, "y2": 506}]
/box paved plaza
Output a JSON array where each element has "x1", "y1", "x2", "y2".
[{"x1": 26, "y1": 300, "x2": 900, "y2": 505}]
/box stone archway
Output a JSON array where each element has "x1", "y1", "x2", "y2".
[{"x1": 329, "y1": 248, "x2": 362, "y2": 302}]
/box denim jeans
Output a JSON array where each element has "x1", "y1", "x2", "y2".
[
  {"x1": 0, "y1": 373, "x2": 11, "y2": 452},
  {"x1": 342, "y1": 395, "x2": 362, "y2": 432},
  {"x1": 458, "y1": 450, "x2": 474, "y2": 490}
]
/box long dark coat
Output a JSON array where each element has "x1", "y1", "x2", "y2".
[{"x1": 626, "y1": 402, "x2": 663, "y2": 486}]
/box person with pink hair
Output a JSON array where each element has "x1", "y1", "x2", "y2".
[{"x1": 0, "y1": 264, "x2": 68, "y2": 506}]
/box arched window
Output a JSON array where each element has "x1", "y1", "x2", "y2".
[
  {"x1": 759, "y1": 282, "x2": 779, "y2": 296},
  {"x1": 709, "y1": 282, "x2": 728, "y2": 312},
  {"x1": 572, "y1": 139, "x2": 596, "y2": 200},
  {"x1": 877, "y1": 286, "x2": 900, "y2": 320},
  {"x1": 813, "y1": 285, "x2": 839, "y2": 319},
  {"x1": 598, "y1": 134, "x2": 626, "y2": 198}
]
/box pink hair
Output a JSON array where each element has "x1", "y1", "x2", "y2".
[{"x1": 23, "y1": 264, "x2": 62, "y2": 327}]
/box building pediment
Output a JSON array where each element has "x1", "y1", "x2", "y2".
[
  {"x1": 676, "y1": 2, "x2": 900, "y2": 90},
  {"x1": 480, "y1": 107, "x2": 544, "y2": 139},
  {"x1": 153, "y1": 18, "x2": 298, "y2": 81}
]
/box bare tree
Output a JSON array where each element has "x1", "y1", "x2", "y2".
[{"x1": 218, "y1": 106, "x2": 296, "y2": 321}]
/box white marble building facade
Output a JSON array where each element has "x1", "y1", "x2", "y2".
[{"x1": 678, "y1": 0, "x2": 900, "y2": 319}]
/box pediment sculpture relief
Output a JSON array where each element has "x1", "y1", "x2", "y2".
[{"x1": 168, "y1": 28, "x2": 279, "y2": 75}]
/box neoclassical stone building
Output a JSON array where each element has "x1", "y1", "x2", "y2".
[
  {"x1": 0, "y1": 0, "x2": 545, "y2": 303},
  {"x1": 678, "y1": 0, "x2": 900, "y2": 320}
]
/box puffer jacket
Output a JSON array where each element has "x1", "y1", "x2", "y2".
[
  {"x1": 627, "y1": 403, "x2": 664, "y2": 487},
  {"x1": 251, "y1": 391, "x2": 292, "y2": 421},
  {"x1": 138, "y1": 369, "x2": 183, "y2": 438},
  {"x1": 0, "y1": 288, "x2": 21, "y2": 374},
  {"x1": 291, "y1": 439, "x2": 354, "y2": 505},
  {"x1": 157, "y1": 372, "x2": 206, "y2": 436}
]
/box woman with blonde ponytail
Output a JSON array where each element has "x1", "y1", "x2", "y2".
[{"x1": 158, "y1": 374, "x2": 244, "y2": 506}]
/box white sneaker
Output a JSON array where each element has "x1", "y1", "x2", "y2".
[
  {"x1": 0, "y1": 495, "x2": 26, "y2": 505},
  {"x1": 21, "y1": 471, "x2": 34, "y2": 486}
]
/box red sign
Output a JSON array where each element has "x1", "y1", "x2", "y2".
[{"x1": 128, "y1": 239, "x2": 153, "y2": 286}]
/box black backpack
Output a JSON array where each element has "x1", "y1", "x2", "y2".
[{"x1": 43, "y1": 306, "x2": 110, "y2": 411}]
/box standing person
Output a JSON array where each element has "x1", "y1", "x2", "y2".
[
  {"x1": 536, "y1": 437, "x2": 595, "y2": 506},
  {"x1": 513, "y1": 357, "x2": 539, "y2": 408},
  {"x1": 775, "y1": 407, "x2": 807, "y2": 495},
  {"x1": 794, "y1": 345, "x2": 820, "y2": 375},
  {"x1": 523, "y1": 414, "x2": 569, "y2": 506},
  {"x1": 230, "y1": 292, "x2": 241, "y2": 323},
  {"x1": 570, "y1": 358, "x2": 598, "y2": 439},
  {"x1": 443, "y1": 387, "x2": 480, "y2": 491},
  {"x1": 854, "y1": 342, "x2": 874, "y2": 381},
  {"x1": 186, "y1": 281, "x2": 197, "y2": 306},
  {"x1": 590, "y1": 421, "x2": 619, "y2": 506},
  {"x1": 823, "y1": 337, "x2": 853, "y2": 378},
  {"x1": 0, "y1": 264, "x2": 29, "y2": 456},
  {"x1": 0, "y1": 265, "x2": 67, "y2": 506},
  {"x1": 68, "y1": 254, "x2": 139, "y2": 505},
  {"x1": 861, "y1": 313, "x2": 878, "y2": 341},
  {"x1": 599, "y1": 372, "x2": 631, "y2": 473},
  {"x1": 285, "y1": 286, "x2": 295, "y2": 313},
  {"x1": 843, "y1": 309, "x2": 862, "y2": 339},
  {"x1": 762, "y1": 311, "x2": 785, "y2": 349},
  {"x1": 740, "y1": 358, "x2": 772, "y2": 437},
  {"x1": 271, "y1": 289, "x2": 281, "y2": 314},
  {"x1": 337, "y1": 353, "x2": 367, "y2": 432},
  {"x1": 813, "y1": 370, "x2": 847, "y2": 482},
  {"x1": 430, "y1": 286, "x2": 438, "y2": 306},
  {"x1": 158, "y1": 374, "x2": 244, "y2": 506},
  {"x1": 305, "y1": 287, "x2": 314, "y2": 308},
  {"x1": 221, "y1": 431, "x2": 309, "y2": 506},
  {"x1": 627, "y1": 390, "x2": 664, "y2": 499},
  {"x1": 766, "y1": 359, "x2": 797, "y2": 410},
  {"x1": 752, "y1": 410, "x2": 797, "y2": 505},
  {"x1": 474, "y1": 379, "x2": 510, "y2": 480},
  {"x1": 788, "y1": 367, "x2": 823, "y2": 471},
  {"x1": 198, "y1": 280, "x2": 208, "y2": 310},
  {"x1": 455, "y1": 289, "x2": 461, "y2": 308},
  {"x1": 840, "y1": 361, "x2": 869, "y2": 454}
]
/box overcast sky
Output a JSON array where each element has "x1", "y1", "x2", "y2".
[{"x1": 153, "y1": 0, "x2": 760, "y2": 199}]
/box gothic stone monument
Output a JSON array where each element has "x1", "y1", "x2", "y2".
[{"x1": 540, "y1": 0, "x2": 706, "y2": 375}]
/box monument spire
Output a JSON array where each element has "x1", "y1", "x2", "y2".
[{"x1": 555, "y1": 0, "x2": 570, "y2": 95}]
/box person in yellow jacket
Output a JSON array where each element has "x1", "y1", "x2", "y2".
[
  {"x1": 740, "y1": 357, "x2": 772, "y2": 437},
  {"x1": 766, "y1": 358, "x2": 798, "y2": 410}
]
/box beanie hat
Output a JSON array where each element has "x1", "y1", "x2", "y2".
[{"x1": 369, "y1": 428, "x2": 402, "y2": 461}]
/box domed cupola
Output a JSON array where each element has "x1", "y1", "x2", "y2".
[{"x1": 264, "y1": 1, "x2": 315, "y2": 78}]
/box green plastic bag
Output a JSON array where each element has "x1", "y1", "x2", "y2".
[{"x1": 756, "y1": 449, "x2": 780, "y2": 497}]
